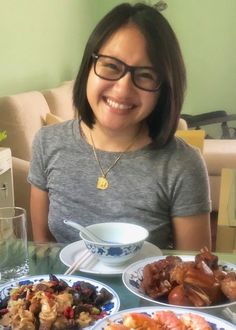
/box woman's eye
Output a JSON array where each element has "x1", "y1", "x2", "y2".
[
  {"x1": 137, "y1": 71, "x2": 156, "y2": 81},
  {"x1": 103, "y1": 62, "x2": 120, "y2": 72}
]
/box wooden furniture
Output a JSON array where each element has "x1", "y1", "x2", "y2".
[{"x1": 216, "y1": 168, "x2": 236, "y2": 252}]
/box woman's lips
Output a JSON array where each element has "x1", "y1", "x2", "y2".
[{"x1": 105, "y1": 97, "x2": 135, "y2": 111}]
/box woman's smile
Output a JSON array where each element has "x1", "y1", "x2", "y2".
[{"x1": 105, "y1": 96, "x2": 134, "y2": 111}]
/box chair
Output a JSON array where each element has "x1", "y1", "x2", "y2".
[
  {"x1": 181, "y1": 110, "x2": 236, "y2": 139},
  {"x1": 0, "y1": 81, "x2": 75, "y2": 240}
]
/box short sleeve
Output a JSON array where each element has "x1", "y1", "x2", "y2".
[
  {"x1": 27, "y1": 129, "x2": 48, "y2": 191},
  {"x1": 170, "y1": 147, "x2": 211, "y2": 216}
]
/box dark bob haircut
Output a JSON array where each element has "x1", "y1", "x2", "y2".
[{"x1": 73, "y1": 2, "x2": 186, "y2": 148}]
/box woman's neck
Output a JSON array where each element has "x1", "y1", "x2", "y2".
[{"x1": 80, "y1": 120, "x2": 152, "y2": 152}]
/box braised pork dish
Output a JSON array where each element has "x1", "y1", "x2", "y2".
[{"x1": 141, "y1": 248, "x2": 236, "y2": 307}]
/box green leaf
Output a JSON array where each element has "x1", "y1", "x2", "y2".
[{"x1": 0, "y1": 130, "x2": 7, "y2": 142}]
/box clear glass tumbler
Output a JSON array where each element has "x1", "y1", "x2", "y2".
[{"x1": 0, "y1": 207, "x2": 29, "y2": 283}]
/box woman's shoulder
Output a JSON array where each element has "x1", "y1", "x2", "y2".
[
  {"x1": 32, "y1": 119, "x2": 79, "y2": 149},
  {"x1": 41, "y1": 118, "x2": 76, "y2": 133},
  {"x1": 161, "y1": 136, "x2": 205, "y2": 169},
  {"x1": 169, "y1": 135, "x2": 202, "y2": 156},
  {"x1": 156, "y1": 137, "x2": 208, "y2": 184},
  {"x1": 35, "y1": 119, "x2": 77, "y2": 139}
]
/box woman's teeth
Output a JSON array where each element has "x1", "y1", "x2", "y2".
[{"x1": 106, "y1": 98, "x2": 133, "y2": 110}]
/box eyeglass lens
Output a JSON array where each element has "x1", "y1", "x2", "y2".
[{"x1": 94, "y1": 55, "x2": 160, "y2": 92}]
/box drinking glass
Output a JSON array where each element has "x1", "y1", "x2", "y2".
[{"x1": 0, "y1": 207, "x2": 29, "y2": 283}]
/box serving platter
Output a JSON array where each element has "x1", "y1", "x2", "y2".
[
  {"x1": 122, "y1": 255, "x2": 236, "y2": 310},
  {"x1": 91, "y1": 306, "x2": 236, "y2": 330},
  {"x1": 60, "y1": 240, "x2": 162, "y2": 276},
  {"x1": 0, "y1": 274, "x2": 120, "y2": 329}
]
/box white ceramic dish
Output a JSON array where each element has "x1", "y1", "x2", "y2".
[
  {"x1": 122, "y1": 255, "x2": 236, "y2": 311},
  {"x1": 80, "y1": 222, "x2": 149, "y2": 266},
  {"x1": 0, "y1": 274, "x2": 120, "y2": 329},
  {"x1": 60, "y1": 240, "x2": 162, "y2": 276},
  {"x1": 91, "y1": 306, "x2": 236, "y2": 330}
]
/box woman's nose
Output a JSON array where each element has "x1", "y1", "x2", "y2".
[{"x1": 115, "y1": 72, "x2": 135, "y2": 91}]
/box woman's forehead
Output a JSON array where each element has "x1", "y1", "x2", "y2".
[{"x1": 98, "y1": 24, "x2": 152, "y2": 67}]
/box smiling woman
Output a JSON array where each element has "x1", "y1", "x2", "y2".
[
  {"x1": 1, "y1": 1, "x2": 235, "y2": 256},
  {"x1": 27, "y1": 2, "x2": 211, "y2": 252}
]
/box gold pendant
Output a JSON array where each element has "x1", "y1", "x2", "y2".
[{"x1": 97, "y1": 176, "x2": 109, "y2": 190}]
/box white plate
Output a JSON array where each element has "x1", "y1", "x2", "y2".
[
  {"x1": 92, "y1": 306, "x2": 236, "y2": 330},
  {"x1": 122, "y1": 255, "x2": 236, "y2": 310},
  {"x1": 60, "y1": 240, "x2": 162, "y2": 276},
  {"x1": 0, "y1": 274, "x2": 120, "y2": 329}
]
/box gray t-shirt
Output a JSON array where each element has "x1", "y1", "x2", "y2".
[{"x1": 28, "y1": 119, "x2": 211, "y2": 248}]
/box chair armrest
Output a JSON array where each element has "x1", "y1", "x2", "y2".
[
  {"x1": 12, "y1": 157, "x2": 32, "y2": 240},
  {"x1": 177, "y1": 118, "x2": 188, "y2": 130}
]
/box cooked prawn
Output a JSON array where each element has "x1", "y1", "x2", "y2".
[
  {"x1": 123, "y1": 312, "x2": 161, "y2": 329},
  {"x1": 180, "y1": 313, "x2": 211, "y2": 330},
  {"x1": 105, "y1": 311, "x2": 213, "y2": 330},
  {"x1": 105, "y1": 322, "x2": 130, "y2": 330},
  {"x1": 153, "y1": 310, "x2": 185, "y2": 330}
]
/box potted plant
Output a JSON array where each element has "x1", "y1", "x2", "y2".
[{"x1": 0, "y1": 131, "x2": 7, "y2": 142}]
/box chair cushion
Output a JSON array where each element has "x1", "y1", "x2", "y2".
[
  {"x1": 0, "y1": 91, "x2": 50, "y2": 160},
  {"x1": 175, "y1": 129, "x2": 205, "y2": 152},
  {"x1": 45, "y1": 113, "x2": 64, "y2": 125},
  {"x1": 42, "y1": 81, "x2": 76, "y2": 120}
]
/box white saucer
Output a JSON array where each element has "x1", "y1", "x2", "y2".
[{"x1": 59, "y1": 240, "x2": 162, "y2": 276}]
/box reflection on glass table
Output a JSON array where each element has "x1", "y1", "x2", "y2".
[{"x1": 24, "y1": 241, "x2": 236, "y2": 325}]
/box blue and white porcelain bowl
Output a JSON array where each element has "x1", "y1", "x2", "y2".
[{"x1": 80, "y1": 222, "x2": 149, "y2": 266}]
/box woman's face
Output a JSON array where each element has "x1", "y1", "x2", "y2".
[{"x1": 86, "y1": 24, "x2": 159, "y2": 134}]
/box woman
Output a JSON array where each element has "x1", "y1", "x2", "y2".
[{"x1": 28, "y1": 2, "x2": 212, "y2": 250}]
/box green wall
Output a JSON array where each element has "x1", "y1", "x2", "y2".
[
  {"x1": 0, "y1": 0, "x2": 97, "y2": 96},
  {"x1": 0, "y1": 0, "x2": 235, "y2": 132},
  {"x1": 163, "y1": 0, "x2": 236, "y2": 119}
]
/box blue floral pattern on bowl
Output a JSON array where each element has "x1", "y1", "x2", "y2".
[{"x1": 85, "y1": 242, "x2": 143, "y2": 257}]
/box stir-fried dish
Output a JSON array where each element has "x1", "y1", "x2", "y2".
[
  {"x1": 0, "y1": 274, "x2": 113, "y2": 329},
  {"x1": 141, "y1": 248, "x2": 236, "y2": 307}
]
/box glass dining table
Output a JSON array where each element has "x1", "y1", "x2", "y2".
[{"x1": 26, "y1": 241, "x2": 236, "y2": 324}]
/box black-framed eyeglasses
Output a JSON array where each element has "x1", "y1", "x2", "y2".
[{"x1": 92, "y1": 53, "x2": 161, "y2": 92}]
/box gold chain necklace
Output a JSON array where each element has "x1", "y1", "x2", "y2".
[{"x1": 90, "y1": 129, "x2": 140, "y2": 190}]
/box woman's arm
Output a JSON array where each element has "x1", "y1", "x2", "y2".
[
  {"x1": 172, "y1": 213, "x2": 212, "y2": 251},
  {"x1": 30, "y1": 185, "x2": 56, "y2": 242}
]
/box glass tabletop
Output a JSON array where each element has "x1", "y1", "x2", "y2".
[
  {"x1": 26, "y1": 241, "x2": 236, "y2": 324},
  {"x1": 28, "y1": 242, "x2": 140, "y2": 310}
]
